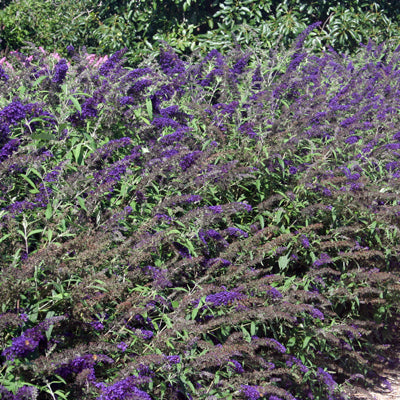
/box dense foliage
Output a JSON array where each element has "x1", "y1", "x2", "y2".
[
  {"x1": 0, "y1": 24, "x2": 400, "y2": 399},
  {"x1": 1, "y1": 0, "x2": 400, "y2": 64}
]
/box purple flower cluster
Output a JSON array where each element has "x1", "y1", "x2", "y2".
[
  {"x1": 97, "y1": 375, "x2": 152, "y2": 400},
  {"x1": 151, "y1": 116, "x2": 180, "y2": 129},
  {"x1": 90, "y1": 319, "x2": 105, "y2": 331},
  {"x1": 301, "y1": 235, "x2": 310, "y2": 248},
  {"x1": 127, "y1": 78, "x2": 152, "y2": 96},
  {"x1": 208, "y1": 205, "x2": 223, "y2": 214},
  {"x1": 43, "y1": 163, "x2": 63, "y2": 183},
  {"x1": 198, "y1": 228, "x2": 229, "y2": 249},
  {"x1": 0, "y1": 138, "x2": 20, "y2": 162},
  {"x1": 317, "y1": 367, "x2": 338, "y2": 393},
  {"x1": 90, "y1": 137, "x2": 132, "y2": 161},
  {"x1": 0, "y1": 99, "x2": 56, "y2": 142},
  {"x1": 1, "y1": 100, "x2": 28, "y2": 126},
  {"x1": 308, "y1": 307, "x2": 324, "y2": 320},
  {"x1": 343, "y1": 167, "x2": 361, "y2": 181},
  {"x1": 196, "y1": 50, "x2": 225, "y2": 87},
  {"x1": 142, "y1": 265, "x2": 172, "y2": 288},
  {"x1": 0, "y1": 65, "x2": 9, "y2": 81},
  {"x1": 241, "y1": 385, "x2": 261, "y2": 400},
  {"x1": 66, "y1": 45, "x2": 74, "y2": 56},
  {"x1": 99, "y1": 48, "x2": 127, "y2": 77},
  {"x1": 294, "y1": 22, "x2": 322, "y2": 50},
  {"x1": 230, "y1": 53, "x2": 251, "y2": 77},
  {"x1": 164, "y1": 355, "x2": 181, "y2": 364},
  {"x1": 313, "y1": 253, "x2": 332, "y2": 267},
  {"x1": 204, "y1": 287, "x2": 246, "y2": 308},
  {"x1": 117, "y1": 341, "x2": 128, "y2": 352},
  {"x1": 345, "y1": 135, "x2": 361, "y2": 144},
  {"x1": 94, "y1": 162, "x2": 127, "y2": 185},
  {"x1": 2, "y1": 316, "x2": 65, "y2": 361},
  {"x1": 2, "y1": 329, "x2": 44, "y2": 361},
  {"x1": 52, "y1": 59, "x2": 68, "y2": 84},
  {"x1": 286, "y1": 355, "x2": 309, "y2": 373},
  {"x1": 150, "y1": 84, "x2": 175, "y2": 113},
  {"x1": 266, "y1": 286, "x2": 283, "y2": 299},
  {"x1": 224, "y1": 227, "x2": 248, "y2": 238},
  {"x1": 134, "y1": 329, "x2": 154, "y2": 340},
  {"x1": 159, "y1": 126, "x2": 188, "y2": 145},
  {"x1": 0, "y1": 385, "x2": 37, "y2": 400},
  {"x1": 55, "y1": 353, "x2": 114, "y2": 380},
  {"x1": 179, "y1": 150, "x2": 202, "y2": 171},
  {"x1": 119, "y1": 96, "x2": 135, "y2": 106},
  {"x1": 173, "y1": 241, "x2": 191, "y2": 258},
  {"x1": 228, "y1": 359, "x2": 244, "y2": 373},
  {"x1": 158, "y1": 49, "x2": 186, "y2": 76},
  {"x1": 264, "y1": 338, "x2": 287, "y2": 353},
  {"x1": 239, "y1": 121, "x2": 258, "y2": 139},
  {"x1": 123, "y1": 67, "x2": 152, "y2": 82}
]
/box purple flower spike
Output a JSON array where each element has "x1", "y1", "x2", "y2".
[
  {"x1": 294, "y1": 21, "x2": 322, "y2": 50},
  {"x1": 266, "y1": 286, "x2": 283, "y2": 299},
  {"x1": 0, "y1": 65, "x2": 9, "y2": 82},
  {"x1": 309, "y1": 307, "x2": 324, "y2": 320},
  {"x1": 14, "y1": 385, "x2": 37, "y2": 400},
  {"x1": 165, "y1": 355, "x2": 181, "y2": 364},
  {"x1": 208, "y1": 205, "x2": 223, "y2": 214},
  {"x1": 229, "y1": 359, "x2": 244, "y2": 373},
  {"x1": 301, "y1": 235, "x2": 310, "y2": 248},
  {"x1": 264, "y1": 338, "x2": 287, "y2": 353},
  {"x1": 205, "y1": 288, "x2": 246, "y2": 308},
  {"x1": 317, "y1": 367, "x2": 338, "y2": 393},
  {"x1": 97, "y1": 375, "x2": 152, "y2": 400},
  {"x1": 158, "y1": 49, "x2": 186, "y2": 76},
  {"x1": 2, "y1": 327, "x2": 44, "y2": 361},
  {"x1": 52, "y1": 59, "x2": 68, "y2": 84},
  {"x1": 241, "y1": 385, "x2": 261, "y2": 400},
  {"x1": 179, "y1": 151, "x2": 202, "y2": 171},
  {"x1": 313, "y1": 253, "x2": 332, "y2": 267},
  {"x1": 66, "y1": 45, "x2": 74, "y2": 56}
]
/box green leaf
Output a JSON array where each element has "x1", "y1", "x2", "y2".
[
  {"x1": 287, "y1": 337, "x2": 296, "y2": 347},
  {"x1": 77, "y1": 196, "x2": 87, "y2": 212},
  {"x1": 32, "y1": 74, "x2": 49, "y2": 88},
  {"x1": 303, "y1": 336, "x2": 312, "y2": 349},
  {"x1": 45, "y1": 203, "x2": 53, "y2": 220},
  {"x1": 146, "y1": 97, "x2": 153, "y2": 120},
  {"x1": 191, "y1": 295, "x2": 206, "y2": 320},
  {"x1": 27, "y1": 229, "x2": 43, "y2": 238},
  {"x1": 241, "y1": 326, "x2": 251, "y2": 342},
  {"x1": 171, "y1": 300, "x2": 179, "y2": 309},
  {"x1": 0, "y1": 233, "x2": 11, "y2": 244},
  {"x1": 258, "y1": 214, "x2": 265, "y2": 229},
  {"x1": 68, "y1": 96, "x2": 82, "y2": 112},
  {"x1": 20, "y1": 174, "x2": 39, "y2": 193},
  {"x1": 162, "y1": 313, "x2": 173, "y2": 328},
  {"x1": 278, "y1": 254, "x2": 290, "y2": 271},
  {"x1": 180, "y1": 375, "x2": 196, "y2": 393},
  {"x1": 250, "y1": 321, "x2": 256, "y2": 336},
  {"x1": 31, "y1": 132, "x2": 56, "y2": 141},
  {"x1": 73, "y1": 143, "x2": 85, "y2": 165},
  {"x1": 167, "y1": 229, "x2": 181, "y2": 235}
]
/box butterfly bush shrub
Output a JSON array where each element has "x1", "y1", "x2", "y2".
[{"x1": 0, "y1": 30, "x2": 399, "y2": 400}]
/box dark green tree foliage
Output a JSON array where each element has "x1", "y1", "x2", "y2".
[
  {"x1": 1, "y1": 0, "x2": 399, "y2": 62},
  {"x1": 0, "y1": 0, "x2": 100, "y2": 55}
]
